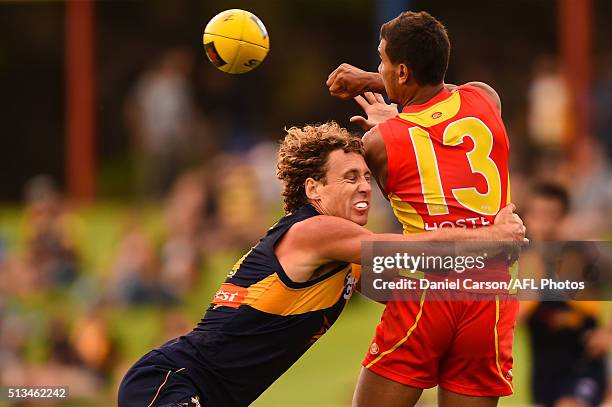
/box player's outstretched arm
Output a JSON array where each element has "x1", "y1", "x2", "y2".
[
  {"x1": 326, "y1": 63, "x2": 385, "y2": 99},
  {"x1": 282, "y1": 204, "x2": 526, "y2": 267}
]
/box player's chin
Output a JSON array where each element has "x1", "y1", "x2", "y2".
[{"x1": 351, "y1": 208, "x2": 370, "y2": 226}]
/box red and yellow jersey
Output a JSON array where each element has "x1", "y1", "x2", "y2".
[
  {"x1": 380, "y1": 84, "x2": 510, "y2": 234},
  {"x1": 367, "y1": 86, "x2": 517, "y2": 392}
]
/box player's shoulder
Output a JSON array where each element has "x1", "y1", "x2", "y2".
[{"x1": 459, "y1": 82, "x2": 501, "y2": 113}]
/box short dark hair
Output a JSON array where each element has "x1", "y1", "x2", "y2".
[
  {"x1": 380, "y1": 11, "x2": 450, "y2": 86},
  {"x1": 531, "y1": 182, "x2": 570, "y2": 215}
]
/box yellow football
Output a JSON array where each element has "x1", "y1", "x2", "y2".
[{"x1": 203, "y1": 9, "x2": 269, "y2": 74}]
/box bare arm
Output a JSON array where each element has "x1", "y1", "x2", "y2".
[
  {"x1": 326, "y1": 64, "x2": 386, "y2": 99},
  {"x1": 278, "y1": 204, "x2": 525, "y2": 269},
  {"x1": 362, "y1": 126, "x2": 388, "y2": 195}
]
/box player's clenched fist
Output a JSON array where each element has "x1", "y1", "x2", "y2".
[
  {"x1": 494, "y1": 203, "x2": 528, "y2": 242},
  {"x1": 326, "y1": 63, "x2": 379, "y2": 99}
]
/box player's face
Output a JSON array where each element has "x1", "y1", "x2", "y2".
[
  {"x1": 311, "y1": 150, "x2": 372, "y2": 226},
  {"x1": 378, "y1": 39, "x2": 400, "y2": 103}
]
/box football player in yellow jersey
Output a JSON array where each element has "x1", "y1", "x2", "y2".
[{"x1": 327, "y1": 10, "x2": 518, "y2": 407}]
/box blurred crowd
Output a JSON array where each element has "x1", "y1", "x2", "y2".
[
  {"x1": 512, "y1": 54, "x2": 612, "y2": 240},
  {"x1": 1, "y1": 45, "x2": 612, "y2": 405}
]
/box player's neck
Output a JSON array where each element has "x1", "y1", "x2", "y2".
[
  {"x1": 400, "y1": 83, "x2": 445, "y2": 107},
  {"x1": 309, "y1": 200, "x2": 327, "y2": 216}
]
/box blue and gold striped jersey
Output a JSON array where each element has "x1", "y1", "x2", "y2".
[{"x1": 156, "y1": 204, "x2": 360, "y2": 406}]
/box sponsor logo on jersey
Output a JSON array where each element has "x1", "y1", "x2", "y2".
[
  {"x1": 212, "y1": 283, "x2": 248, "y2": 308},
  {"x1": 424, "y1": 216, "x2": 491, "y2": 230},
  {"x1": 343, "y1": 272, "x2": 358, "y2": 300},
  {"x1": 431, "y1": 111, "x2": 443, "y2": 119},
  {"x1": 370, "y1": 342, "x2": 379, "y2": 355}
]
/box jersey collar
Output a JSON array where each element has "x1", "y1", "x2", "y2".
[{"x1": 401, "y1": 87, "x2": 452, "y2": 113}]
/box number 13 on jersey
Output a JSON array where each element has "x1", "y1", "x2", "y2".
[{"x1": 409, "y1": 117, "x2": 503, "y2": 216}]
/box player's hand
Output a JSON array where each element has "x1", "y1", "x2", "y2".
[
  {"x1": 493, "y1": 203, "x2": 527, "y2": 262},
  {"x1": 351, "y1": 92, "x2": 398, "y2": 131},
  {"x1": 493, "y1": 203, "x2": 528, "y2": 243},
  {"x1": 326, "y1": 63, "x2": 372, "y2": 100}
]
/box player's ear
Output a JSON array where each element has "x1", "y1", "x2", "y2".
[
  {"x1": 305, "y1": 178, "x2": 321, "y2": 201},
  {"x1": 398, "y1": 63, "x2": 409, "y2": 85}
]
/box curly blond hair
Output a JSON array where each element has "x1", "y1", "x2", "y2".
[{"x1": 277, "y1": 122, "x2": 364, "y2": 213}]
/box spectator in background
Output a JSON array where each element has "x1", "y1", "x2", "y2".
[
  {"x1": 28, "y1": 314, "x2": 107, "y2": 398},
  {"x1": 13, "y1": 176, "x2": 81, "y2": 294},
  {"x1": 0, "y1": 301, "x2": 29, "y2": 385},
  {"x1": 561, "y1": 138, "x2": 612, "y2": 239},
  {"x1": 47, "y1": 316, "x2": 81, "y2": 366},
  {"x1": 159, "y1": 169, "x2": 206, "y2": 300},
  {"x1": 202, "y1": 154, "x2": 267, "y2": 252},
  {"x1": 124, "y1": 49, "x2": 197, "y2": 197},
  {"x1": 520, "y1": 182, "x2": 608, "y2": 407},
  {"x1": 527, "y1": 56, "x2": 571, "y2": 152},
  {"x1": 0, "y1": 233, "x2": 12, "y2": 296},
  {"x1": 106, "y1": 215, "x2": 172, "y2": 306},
  {"x1": 71, "y1": 305, "x2": 116, "y2": 382},
  {"x1": 593, "y1": 54, "x2": 612, "y2": 160},
  {"x1": 584, "y1": 317, "x2": 612, "y2": 405},
  {"x1": 247, "y1": 140, "x2": 283, "y2": 210}
]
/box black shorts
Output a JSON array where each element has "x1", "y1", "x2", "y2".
[
  {"x1": 118, "y1": 350, "x2": 206, "y2": 407},
  {"x1": 533, "y1": 364, "x2": 607, "y2": 407}
]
